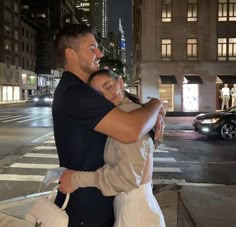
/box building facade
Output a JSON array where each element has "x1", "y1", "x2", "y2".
[
  {"x1": 77, "y1": 0, "x2": 108, "y2": 38},
  {"x1": 132, "y1": 0, "x2": 236, "y2": 112},
  {"x1": 21, "y1": 18, "x2": 37, "y2": 100},
  {"x1": 0, "y1": 0, "x2": 22, "y2": 101},
  {"x1": 21, "y1": 0, "x2": 78, "y2": 96}
]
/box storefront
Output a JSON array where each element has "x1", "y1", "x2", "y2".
[
  {"x1": 1, "y1": 85, "x2": 20, "y2": 101},
  {"x1": 158, "y1": 75, "x2": 177, "y2": 111},
  {"x1": 216, "y1": 75, "x2": 236, "y2": 110}
]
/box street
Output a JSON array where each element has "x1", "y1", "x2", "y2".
[{"x1": 0, "y1": 103, "x2": 235, "y2": 201}]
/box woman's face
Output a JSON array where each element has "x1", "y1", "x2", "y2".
[{"x1": 90, "y1": 74, "x2": 125, "y2": 106}]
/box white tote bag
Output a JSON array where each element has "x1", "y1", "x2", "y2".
[{"x1": 25, "y1": 185, "x2": 70, "y2": 227}]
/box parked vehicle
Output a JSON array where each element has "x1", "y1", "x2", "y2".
[
  {"x1": 193, "y1": 106, "x2": 236, "y2": 140},
  {"x1": 33, "y1": 94, "x2": 53, "y2": 106}
]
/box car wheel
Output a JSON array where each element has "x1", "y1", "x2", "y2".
[{"x1": 220, "y1": 123, "x2": 236, "y2": 140}]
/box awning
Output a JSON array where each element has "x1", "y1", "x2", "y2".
[
  {"x1": 160, "y1": 75, "x2": 177, "y2": 84},
  {"x1": 217, "y1": 75, "x2": 236, "y2": 84},
  {"x1": 184, "y1": 75, "x2": 203, "y2": 84}
]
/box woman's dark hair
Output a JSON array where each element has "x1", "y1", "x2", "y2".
[
  {"x1": 89, "y1": 69, "x2": 141, "y2": 104},
  {"x1": 89, "y1": 69, "x2": 156, "y2": 140}
]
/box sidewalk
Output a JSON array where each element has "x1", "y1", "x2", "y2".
[{"x1": 158, "y1": 116, "x2": 236, "y2": 227}]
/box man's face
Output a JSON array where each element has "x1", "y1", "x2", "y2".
[{"x1": 74, "y1": 33, "x2": 103, "y2": 76}]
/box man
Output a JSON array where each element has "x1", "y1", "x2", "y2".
[{"x1": 53, "y1": 23, "x2": 164, "y2": 227}]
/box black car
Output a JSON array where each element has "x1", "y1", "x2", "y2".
[
  {"x1": 32, "y1": 94, "x2": 53, "y2": 106},
  {"x1": 193, "y1": 106, "x2": 236, "y2": 140}
]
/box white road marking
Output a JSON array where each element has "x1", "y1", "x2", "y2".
[
  {"x1": 153, "y1": 178, "x2": 187, "y2": 185},
  {"x1": 159, "y1": 146, "x2": 180, "y2": 151},
  {"x1": 10, "y1": 163, "x2": 59, "y2": 169},
  {"x1": 23, "y1": 153, "x2": 58, "y2": 158},
  {"x1": 153, "y1": 167, "x2": 181, "y2": 172},
  {"x1": 154, "y1": 149, "x2": 169, "y2": 153},
  {"x1": 152, "y1": 178, "x2": 226, "y2": 187},
  {"x1": 31, "y1": 132, "x2": 54, "y2": 143},
  {"x1": 43, "y1": 140, "x2": 55, "y2": 144},
  {"x1": 0, "y1": 174, "x2": 44, "y2": 182},
  {"x1": 34, "y1": 145, "x2": 56, "y2": 150},
  {"x1": 2, "y1": 116, "x2": 31, "y2": 122},
  {"x1": 17, "y1": 116, "x2": 46, "y2": 123},
  {"x1": 153, "y1": 157, "x2": 176, "y2": 162},
  {"x1": 176, "y1": 161, "x2": 236, "y2": 164},
  {"x1": 0, "y1": 115, "x2": 22, "y2": 121},
  {"x1": 0, "y1": 115, "x2": 11, "y2": 119}
]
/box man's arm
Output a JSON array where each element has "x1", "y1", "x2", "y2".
[{"x1": 94, "y1": 98, "x2": 162, "y2": 143}]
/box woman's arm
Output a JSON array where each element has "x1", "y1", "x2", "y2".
[{"x1": 59, "y1": 138, "x2": 154, "y2": 196}]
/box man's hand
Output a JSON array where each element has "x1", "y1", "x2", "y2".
[{"x1": 59, "y1": 169, "x2": 76, "y2": 194}]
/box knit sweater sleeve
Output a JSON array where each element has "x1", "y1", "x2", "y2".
[{"x1": 71, "y1": 137, "x2": 154, "y2": 196}]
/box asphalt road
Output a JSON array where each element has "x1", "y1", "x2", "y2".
[{"x1": 0, "y1": 104, "x2": 235, "y2": 201}]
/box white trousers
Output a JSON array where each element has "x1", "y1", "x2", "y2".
[
  {"x1": 113, "y1": 182, "x2": 166, "y2": 227},
  {"x1": 222, "y1": 95, "x2": 230, "y2": 109},
  {"x1": 232, "y1": 95, "x2": 236, "y2": 107}
]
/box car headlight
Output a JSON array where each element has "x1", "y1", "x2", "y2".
[
  {"x1": 200, "y1": 118, "x2": 220, "y2": 124},
  {"x1": 44, "y1": 97, "x2": 50, "y2": 102},
  {"x1": 33, "y1": 97, "x2": 39, "y2": 102}
]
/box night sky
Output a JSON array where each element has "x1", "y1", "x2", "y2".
[{"x1": 108, "y1": 0, "x2": 132, "y2": 71}]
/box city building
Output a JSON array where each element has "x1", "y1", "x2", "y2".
[
  {"x1": 21, "y1": 17, "x2": 38, "y2": 100},
  {"x1": 132, "y1": 0, "x2": 236, "y2": 112},
  {"x1": 118, "y1": 19, "x2": 127, "y2": 65},
  {"x1": 0, "y1": 0, "x2": 22, "y2": 101},
  {"x1": 106, "y1": 31, "x2": 118, "y2": 59},
  {"x1": 76, "y1": 0, "x2": 91, "y2": 25},
  {"x1": 76, "y1": 0, "x2": 108, "y2": 38},
  {"x1": 21, "y1": 0, "x2": 78, "y2": 95}
]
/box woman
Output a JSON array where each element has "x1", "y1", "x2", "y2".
[{"x1": 59, "y1": 69, "x2": 166, "y2": 227}]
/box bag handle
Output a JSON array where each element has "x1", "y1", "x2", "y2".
[{"x1": 48, "y1": 185, "x2": 70, "y2": 210}]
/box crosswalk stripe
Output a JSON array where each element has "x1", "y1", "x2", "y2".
[
  {"x1": 23, "y1": 153, "x2": 58, "y2": 158},
  {"x1": 10, "y1": 163, "x2": 59, "y2": 169},
  {"x1": 0, "y1": 115, "x2": 22, "y2": 121},
  {"x1": 152, "y1": 178, "x2": 187, "y2": 185},
  {"x1": 154, "y1": 149, "x2": 169, "y2": 153},
  {"x1": 17, "y1": 116, "x2": 47, "y2": 123},
  {"x1": 153, "y1": 157, "x2": 176, "y2": 162},
  {"x1": 0, "y1": 174, "x2": 44, "y2": 182},
  {"x1": 34, "y1": 146, "x2": 56, "y2": 150},
  {"x1": 0, "y1": 115, "x2": 11, "y2": 119},
  {"x1": 153, "y1": 167, "x2": 181, "y2": 172},
  {"x1": 43, "y1": 140, "x2": 55, "y2": 144},
  {"x1": 2, "y1": 116, "x2": 31, "y2": 123},
  {"x1": 159, "y1": 146, "x2": 180, "y2": 152}
]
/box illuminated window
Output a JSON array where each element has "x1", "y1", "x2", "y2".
[
  {"x1": 218, "y1": 38, "x2": 236, "y2": 61},
  {"x1": 4, "y1": 40, "x2": 11, "y2": 51},
  {"x1": 187, "y1": 0, "x2": 198, "y2": 21},
  {"x1": 218, "y1": 38, "x2": 227, "y2": 60},
  {"x1": 218, "y1": 0, "x2": 236, "y2": 21},
  {"x1": 162, "y1": 0, "x2": 172, "y2": 22},
  {"x1": 187, "y1": 39, "x2": 198, "y2": 60},
  {"x1": 228, "y1": 38, "x2": 236, "y2": 60},
  {"x1": 218, "y1": 0, "x2": 228, "y2": 21},
  {"x1": 161, "y1": 39, "x2": 172, "y2": 61},
  {"x1": 229, "y1": 0, "x2": 236, "y2": 21}
]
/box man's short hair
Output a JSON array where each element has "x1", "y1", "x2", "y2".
[{"x1": 54, "y1": 23, "x2": 96, "y2": 67}]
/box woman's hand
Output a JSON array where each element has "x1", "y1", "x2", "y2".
[
  {"x1": 154, "y1": 114, "x2": 165, "y2": 142},
  {"x1": 59, "y1": 169, "x2": 76, "y2": 194}
]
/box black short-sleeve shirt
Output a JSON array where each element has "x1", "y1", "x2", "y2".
[{"x1": 52, "y1": 71, "x2": 115, "y2": 227}]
